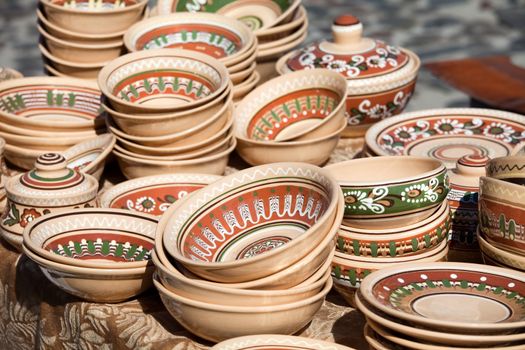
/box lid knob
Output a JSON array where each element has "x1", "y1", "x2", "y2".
[
  {"x1": 34, "y1": 153, "x2": 70, "y2": 178},
  {"x1": 456, "y1": 154, "x2": 489, "y2": 176},
  {"x1": 332, "y1": 14, "x2": 363, "y2": 45}
]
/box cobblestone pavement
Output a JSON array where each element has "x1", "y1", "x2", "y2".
[{"x1": 0, "y1": 0, "x2": 524, "y2": 110}]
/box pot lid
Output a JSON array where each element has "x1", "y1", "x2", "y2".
[
  {"x1": 448, "y1": 154, "x2": 489, "y2": 189},
  {"x1": 282, "y1": 14, "x2": 411, "y2": 79},
  {"x1": 6, "y1": 153, "x2": 98, "y2": 206}
]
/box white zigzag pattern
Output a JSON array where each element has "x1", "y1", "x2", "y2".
[
  {"x1": 164, "y1": 166, "x2": 334, "y2": 244},
  {"x1": 481, "y1": 181, "x2": 525, "y2": 200},
  {"x1": 8, "y1": 191, "x2": 97, "y2": 207},
  {"x1": 108, "y1": 58, "x2": 221, "y2": 91},
  {"x1": 215, "y1": 337, "x2": 343, "y2": 350},
  {"x1": 63, "y1": 134, "x2": 112, "y2": 160},
  {"x1": 31, "y1": 215, "x2": 157, "y2": 246}
]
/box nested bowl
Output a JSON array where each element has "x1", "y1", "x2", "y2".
[
  {"x1": 485, "y1": 155, "x2": 525, "y2": 183},
  {"x1": 159, "y1": 162, "x2": 342, "y2": 283},
  {"x1": 255, "y1": 5, "x2": 306, "y2": 43},
  {"x1": 325, "y1": 156, "x2": 449, "y2": 229},
  {"x1": 97, "y1": 49, "x2": 230, "y2": 114},
  {"x1": 40, "y1": 44, "x2": 107, "y2": 79},
  {"x1": 100, "y1": 173, "x2": 222, "y2": 216},
  {"x1": 154, "y1": 273, "x2": 332, "y2": 342},
  {"x1": 40, "y1": 0, "x2": 148, "y2": 35},
  {"x1": 234, "y1": 69, "x2": 347, "y2": 142},
  {"x1": 478, "y1": 229, "x2": 525, "y2": 272},
  {"x1": 0, "y1": 129, "x2": 95, "y2": 150}
]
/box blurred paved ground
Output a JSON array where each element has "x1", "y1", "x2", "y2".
[{"x1": 0, "y1": 0, "x2": 524, "y2": 111}]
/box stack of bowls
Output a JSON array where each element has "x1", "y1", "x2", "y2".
[
  {"x1": 22, "y1": 208, "x2": 158, "y2": 302},
  {"x1": 38, "y1": 0, "x2": 148, "y2": 80},
  {"x1": 478, "y1": 155, "x2": 525, "y2": 271},
  {"x1": 234, "y1": 69, "x2": 348, "y2": 166},
  {"x1": 324, "y1": 156, "x2": 451, "y2": 305},
  {"x1": 98, "y1": 49, "x2": 236, "y2": 179},
  {"x1": 0, "y1": 76, "x2": 105, "y2": 170},
  {"x1": 123, "y1": 13, "x2": 259, "y2": 102},
  {"x1": 357, "y1": 262, "x2": 525, "y2": 350},
  {"x1": 153, "y1": 163, "x2": 343, "y2": 342}
]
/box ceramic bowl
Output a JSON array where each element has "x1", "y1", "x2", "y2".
[
  {"x1": 0, "y1": 117, "x2": 102, "y2": 138},
  {"x1": 212, "y1": 334, "x2": 354, "y2": 350},
  {"x1": 234, "y1": 69, "x2": 347, "y2": 142},
  {"x1": 255, "y1": 5, "x2": 306, "y2": 42},
  {"x1": 257, "y1": 16, "x2": 308, "y2": 52},
  {"x1": 485, "y1": 155, "x2": 525, "y2": 182},
  {"x1": 40, "y1": 0, "x2": 148, "y2": 35},
  {"x1": 0, "y1": 76, "x2": 103, "y2": 131},
  {"x1": 0, "y1": 129, "x2": 93, "y2": 150},
  {"x1": 160, "y1": 162, "x2": 342, "y2": 283},
  {"x1": 359, "y1": 261, "x2": 525, "y2": 333},
  {"x1": 97, "y1": 49, "x2": 230, "y2": 114},
  {"x1": 325, "y1": 156, "x2": 449, "y2": 229},
  {"x1": 113, "y1": 137, "x2": 236, "y2": 179},
  {"x1": 232, "y1": 71, "x2": 260, "y2": 100},
  {"x1": 102, "y1": 81, "x2": 232, "y2": 137},
  {"x1": 478, "y1": 231, "x2": 525, "y2": 272},
  {"x1": 337, "y1": 201, "x2": 450, "y2": 258},
  {"x1": 44, "y1": 62, "x2": 96, "y2": 81},
  {"x1": 100, "y1": 173, "x2": 221, "y2": 216},
  {"x1": 3, "y1": 144, "x2": 46, "y2": 170},
  {"x1": 235, "y1": 118, "x2": 345, "y2": 166},
  {"x1": 230, "y1": 62, "x2": 257, "y2": 85},
  {"x1": 40, "y1": 44, "x2": 106, "y2": 79},
  {"x1": 154, "y1": 274, "x2": 332, "y2": 342}
]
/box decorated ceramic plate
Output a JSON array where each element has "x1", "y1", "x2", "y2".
[
  {"x1": 365, "y1": 108, "x2": 525, "y2": 169},
  {"x1": 359, "y1": 262, "x2": 525, "y2": 332},
  {"x1": 211, "y1": 334, "x2": 355, "y2": 350}
]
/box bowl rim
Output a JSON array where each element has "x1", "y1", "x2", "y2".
[
  {"x1": 40, "y1": 0, "x2": 148, "y2": 15},
  {"x1": 257, "y1": 28, "x2": 308, "y2": 59},
  {"x1": 257, "y1": 16, "x2": 308, "y2": 51},
  {"x1": 39, "y1": 43, "x2": 109, "y2": 67},
  {"x1": 210, "y1": 333, "x2": 354, "y2": 350},
  {"x1": 63, "y1": 133, "x2": 116, "y2": 174},
  {"x1": 254, "y1": 4, "x2": 306, "y2": 38},
  {"x1": 38, "y1": 24, "x2": 123, "y2": 49},
  {"x1": 0, "y1": 129, "x2": 96, "y2": 146},
  {"x1": 478, "y1": 230, "x2": 525, "y2": 265}
]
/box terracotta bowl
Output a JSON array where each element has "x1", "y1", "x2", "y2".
[
  {"x1": 255, "y1": 5, "x2": 306, "y2": 43},
  {"x1": 40, "y1": 0, "x2": 148, "y2": 35},
  {"x1": 40, "y1": 44, "x2": 106, "y2": 79},
  {"x1": 124, "y1": 12, "x2": 256, "y2": 66},
  {"x1": 23, "y1": 243, "x2": 154, "y2": 302},
  {"x1": 113, "y1": 137, "x2": 236, "y2": 179},
  {"x1": 485, "y1": 155, "x2": 525, "y2": 182},
  {"x1": 0, "y1": 129, "x2": 94, "y2": 150},
  {"x1": 44, "y1": 63, "x2": 96, "y2": 81},
  {"x1": 478, "y1": 230, "x2": 525, "y2": 272},
  {"x1": 324, "y1": 156, "x2": 449, "y2": 229},
  {"x1": 227, "y1": 49, "x2": 257, "y2": 74},
  {"x1": 0, "y1": 76, "x2": 104, "y2": 131},
  {"x1": 211, "y1": 334, "x2": 354, "y2": 350},
  {"x1": 230, "y1": 62, "x2": 257, "y2": 85},
  {"x1": 100, "y1": 173, "x2": 221, "y2": 216},
  {"x1": 97, "y1": 49, "x2": 230, "y2": 114},
  {"x1": 4, "y1": 144, "x2": 46, "y2": 170},
  {"x1": 0, "y1": 117, "x2": 102, "y2": 138},
  {"x1": 154, "y1": 274, "x2": 332, "y2": 342},
  {"x1": 257, "y1": 16, "x2": 308, "y2": 52},
  {"x1": 160, "y1": 162, "x2": 342, "y2": 283},
  {"x1": 235, "y1": 119, "x2": 345, "y2": 166},
  {"x1": 337, "y1": 200, "x2": 450, "y2": 258},
  {"x1": 232, "y1": 72, "x2": 260, "y2": 101},
  {"x1": 102, "y1": 82, "x2": 232, "y2": 137},
  {"x1": 256, "y1": 27, "x2": 307, "y2": 61},
  {"x1": 234, "y1": 69, "x2": 347, "y2": 142}
]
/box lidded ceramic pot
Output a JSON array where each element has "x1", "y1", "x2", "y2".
[
  {"x1": 276, "y1": 14, "x2": 421, "y2": 138},
  {"x1": 0, "y1": 153, "x2": 98, "y2": 250},
  {"x1": 447, "y1": 154, "x2": 488, "y2": 251}
]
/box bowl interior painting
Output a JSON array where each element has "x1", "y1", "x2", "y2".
[
  {"x1": 67, "y1": 150, "x2": 101, "y2": 171},
  {"x1": 0, "y1": 84, "x2": 102, "y2": 121},
  {"x1": 50, "y1": 0, "x2": 138, "y2": 10}
]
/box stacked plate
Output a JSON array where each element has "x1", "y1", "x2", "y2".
[
  {"x1": 0, "y1": 76, "x2": 105, "y2": 170},
  {"x1": 153, "y1": 163, "x2": 343, "y2": 342},
  {"x1": 123, "y1": 12, "x2": 259, "y2": 103},
  {"x1": 38, "y1": 0, "x2": 148, "y2": 80},
  {"x1": 324, "y1": 156, "x2": 451, "y2": 305},
  {"x1": 212, "y1": 335, "x2": 355, "y2": 350},
  {"x1": 357, "y1": 262, "x2": 525, "y2": 350},
  {"x1": 98, "y1": 49, "x2": 236, "y2": 179},
  {"x1": 234, "y1": 69, "x2": 348, "y2": 166}
]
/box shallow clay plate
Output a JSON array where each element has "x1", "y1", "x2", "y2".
[
  {"x1": 365, "y1": 108, "x2": 525, "y2": 169},
  {"x1": 211, "y1": 334, "x2": 355, "y2": 350}
]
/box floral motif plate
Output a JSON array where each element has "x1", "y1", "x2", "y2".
[
  {"x1": 359, "y1": 262, "x2": 525, "y2": 332},
  {"x1": 365, "y1": 108, "x2": 525, "y2": 169}
]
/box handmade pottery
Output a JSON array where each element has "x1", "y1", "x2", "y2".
[
  {"x1": 154, "y1": 274, "x2": 332, "y2": 342},
  {"x1": 211, "y1": 334, "x2": 355, "y2": 350},
  {"x1": 255, "y1": 6, "x2": 306, "y2": 43},
  {"x1": 235, "y1": 119, "x2": 345, "y2": 166},
  {"x1": 276, "y1": 14, "x2": 420, "y2": 138},
  {"x1": 478, "y1": 230, "x2": 525, "y2": 272},
  {"x1": 325, "y1": 156, "x2": 449, "y2": 229},
  {"x1": 232, "y1": 71, "x2": 260, "y2": 100},
  {"x1": 40, "y1": 44, "x2": 107, "y2": 79},
  {"x1": 100, "y1": 173, "x2": 221, "y2": 216},
  {"x1": 0, "y1": 129, "x2": 93, "y2": 150},
  {"x1": 359, "y1": 262, "x2": 525, "y2": 333},
  {"x1": 160, "y1": 162, "x2": 342, "y2": 283},
  {"x1": 40, "y1": 0, "x2": 148, "y2": 35},
  {"x1": 365, "y1": 108, "x2": 525, "y2": 169},
  {"x1": 486, "y1": 154, "x2": 525, "y2": 181},
  {"x1": 1, "y1": 153, "x2": 98, "y2": 250},
  {"x1": 230, "y1": 62, "x2": 257, "y2": 85},
  {"x1": 257, "y1": 16, "x2": 307, "y2": 52},
  {"x1": 62, "y1": 133, "x2": 116, "y2": 180},
  {"x1": 3, "y1": 144, "x2": 46, "y2": 170},
  {"x1": 97, "y1": 49, "x2": 230, "y2": 114}
]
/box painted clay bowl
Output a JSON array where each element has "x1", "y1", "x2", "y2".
[
  {"x1": 256, "y1": 26, "x2": 307, "y2": 60},
  {"x1": 97, "y1": 49, "x2": 230, "y2": 114},
  {"x1": 113, "y1": 137, "x2": 236, "y2": 179},
  {"x1": 23, "y1": 243, "x2": 154, "y2": 302},
  {"x1": 478, "y1": 230, "x2": 525, "y2": 272},
  {"x1": 160, "y1": 162, "x2": 342, "y2": 283},
  {"x1": 157, "y1": 0, "x2": 301, "y2": 32},
  {"x1": 337, "y1": 200, "x2": 450, "y2": 258},
  {"x1": 230, "y1": 62, "x2": 257, "y2": 85},
  {"x1": 359, "y1": 262, "x2": 525, "y2": 333},
  {"x1": 235, "y1": 117, "x2": 345, "y2": 166},
  {"x1": 23, "y1": 208, "x2": 158, "y2": 270},
  {"x1": 365, "y1": 108, "x2": 525, "y2": 169},
  {"x1": 44, "y1": 62, "x2": 96, "y2": 81},
  {"x1": 211, "y1": 334, "x2": 355, "y2": 350},
  {"x1": 102, "y1": 81, "x2": 232, "y2": 137},
  {"x1": 124, "y1": 12, "x2": 256, "y2": 66},
  {"x1": 232, "y1": 71, "x2": 260, "y2": 100},
  {"x1": 3, "y1": 144, "x2": 48, "y2": 170},
  {"x1": 486, "y1": 154, "x2": 525, "y2": 182},
  {"x1": 40, "y1": 44, "x2": 107, "y2": 79},
  {"x1": 0, "y1": 129, "x2": 94, "y2": 150},
  {"x1": 0, "y1": 116, "x2": 102, "y2": 138},
  {"x1": 234, "y1": 69, "x2": 347, "y2": 142},
  {"x1": 325, "y1": 156, "x2": 449, "y2": 229},
  {"x1": 479, "y1": 176, "x2": 525, "y2": 256},
  {"x1": 0, "y1": 76, "x2": 104, "y2": 131},
  {"x1": 257, "y1": 16, "x2": 308, "y2": 52},
  {"x1": 255, "y1": 5, "x2": 306, "y2": 43},
  {"x1": 40, "y1": 0, "x2": 148, "y2": 35},
  {"x1": 100, "y1": 173, "x2": 221, "y2": 216},
  {"x1": 62, "y1": 133, "x2": 116, "y2": 181},
  {"x1": 154, "y1": 274, "x2": 332, "y2": 342}
]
